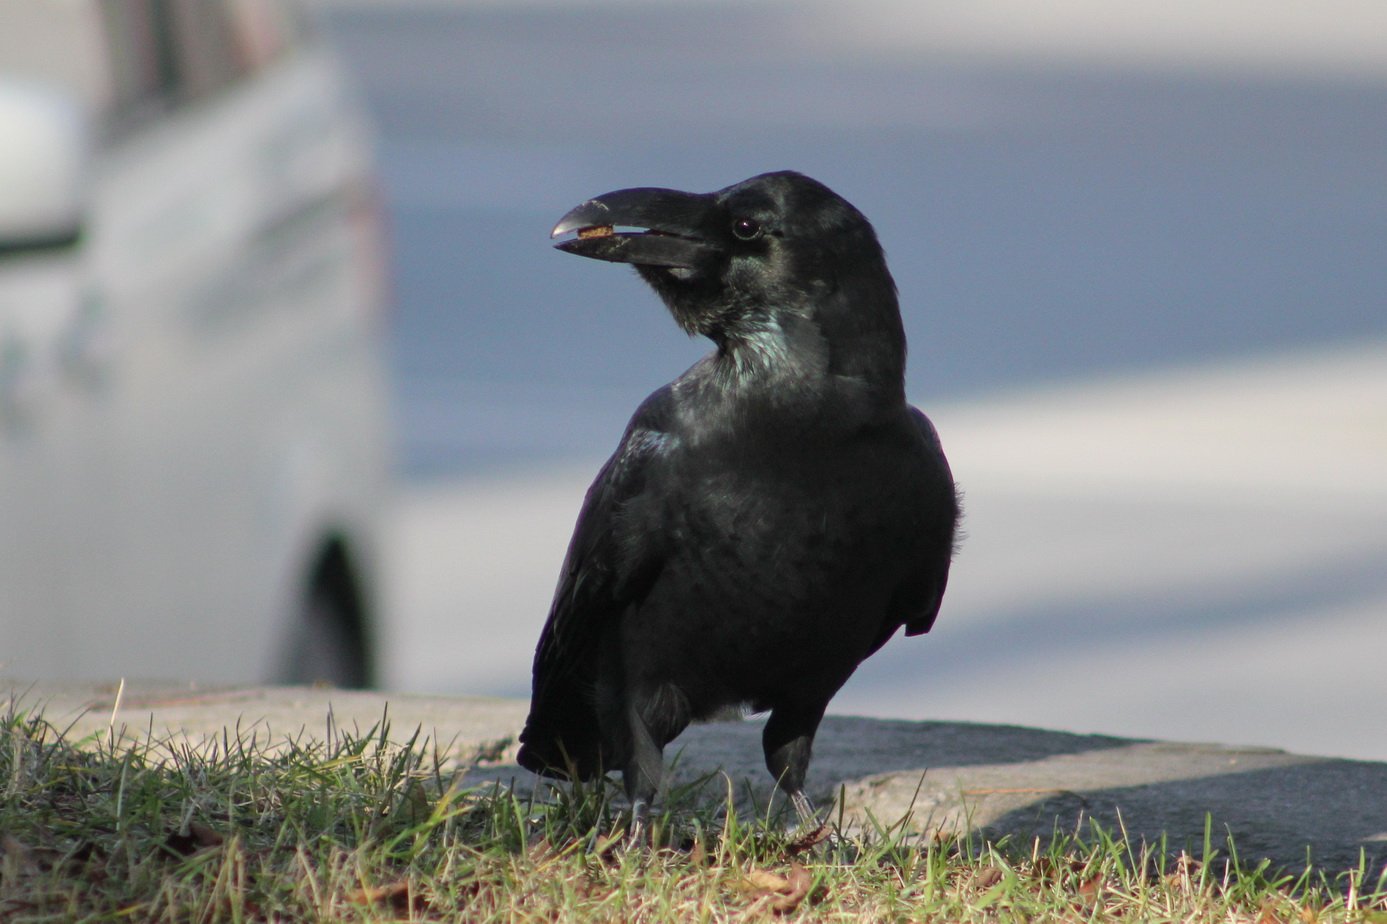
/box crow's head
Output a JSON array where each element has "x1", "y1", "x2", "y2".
[{"x1": 552, "y1": 171, "x2": 905, "y2": 390}]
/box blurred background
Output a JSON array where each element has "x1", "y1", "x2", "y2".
[
  {"x1": 3, "y1": 0, "x2": 1384, "y2": 760},
  {"x1": 335, "y1": 0, "x2": 1387, "y2": 760}
]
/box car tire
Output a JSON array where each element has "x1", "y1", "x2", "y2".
[{"x1": 280, "y1": 561, "x2": 373, "y2": 689}]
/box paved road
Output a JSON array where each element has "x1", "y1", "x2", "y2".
[{"x1": 321, "y1": 0, "x2": 1387, "y2": 475}]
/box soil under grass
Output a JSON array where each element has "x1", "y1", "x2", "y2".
[{"x1": 1, "y1": 706, "x2": 1382, "y2": 922}]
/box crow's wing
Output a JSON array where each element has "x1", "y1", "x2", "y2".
[
  {"x1": 516, "y1": 389, "x2": 674, "y2": 777},
  {"x1": 842, "y1": 404, "x2": 959, "y2": 670},
  {"x1": 897, "y1": 406, "x2": 957, "y2": 638}
]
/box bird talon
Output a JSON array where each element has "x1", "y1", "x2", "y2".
[
  {"x1": 624, "y1": 800, "x2": 651, "y2": 851},
  {"x1": 787, "y1": 819, "x2": 834, "y2": 853}
]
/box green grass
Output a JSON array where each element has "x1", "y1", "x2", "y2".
[{"x1": 1, "y1": 705, "x2": 1384, "y2": 922}]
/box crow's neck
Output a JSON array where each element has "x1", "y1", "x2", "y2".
[
  {"x1": 718, "y1": 317, "x2": 824, "y2": 384},
  {"x1": 681, "y1": 317, "x2": 905, "y2": 438},
  {"x1": 725, "y1": 309, "x2": 902, "y2": 387}
]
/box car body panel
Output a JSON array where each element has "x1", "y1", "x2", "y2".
[{"x1": 0, "y1": 1, "x2": 390, "y2": 684}]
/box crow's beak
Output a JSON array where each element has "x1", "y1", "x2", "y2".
[{"x1": 551, "y1": 187, "x2": 718, "y2": 269}]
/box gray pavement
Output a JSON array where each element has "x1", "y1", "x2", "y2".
[{"x1": 9, "y1": 681, "x2": 1385, "y2": 876}]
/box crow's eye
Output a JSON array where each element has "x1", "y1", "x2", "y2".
[{"x1": 731, "y1": 217, "x2": 763, "y2": 241}]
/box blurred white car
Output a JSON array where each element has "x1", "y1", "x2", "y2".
[{"x1": 0, "y1": 1, "x2": 391, "y2": 687}]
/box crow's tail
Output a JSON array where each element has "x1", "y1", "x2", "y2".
[{"x1": 516, "y1": 679, "x2": 608, "y2": 780}]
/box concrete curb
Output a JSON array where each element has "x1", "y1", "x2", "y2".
[{"x1": 7, "y1": 681, "x2": 1384, "y2": 875}]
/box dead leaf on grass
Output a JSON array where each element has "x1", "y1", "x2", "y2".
[
  {"x1": 591, "y1": 829, "x2": 625, "y2": 857},
  {"x1": 745, "y1": 862, "x2": 812, "y2": 915},
  {"x1": 1165, "y1": 852, "x2": 1202, "y2": 888},
  {"x1": 746, "y1": 869, "x2": 792, "y2": 892},
  {"x1": 972, "y1": 865, "x2": 1004, "y2": 890},
  {"x1": 688, "y1": 837, "x2": 707, "y2": 866},
  {"x1": 189, "y1": 821, "x2": 224, "y2": 847},
  {"x1": 347, "y1": 879, "x2": 430, "y2": 915},
  {"x1": 1, "y1": 835, "x2": 38, "y2": 876},
  {"x1": 1075, "y1": 874, "x2": 1103, "y2": 906},
  {"x1": 163, "y1": 822, "x2": 224, "y2": 857},
  {"x1": 528, "y1": 837, "x2": 558, "y2": 864}
]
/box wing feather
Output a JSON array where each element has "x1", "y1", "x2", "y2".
[{"x1": 516, "y1": 390, "x2": 674, "y2": 777}]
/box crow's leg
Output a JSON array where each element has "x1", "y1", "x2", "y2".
[
  {"x1": 762, "y1": 701, "x2": 829, "y2": 827},
  {"x1": 621, "y1": 697, "x2": 665, "y2": 847}
]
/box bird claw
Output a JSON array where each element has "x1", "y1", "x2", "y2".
[
  {"x1": 786, "y1": 817, "x2": 834, "y2": 853},
  {"x1": 624, "y1": 800, "x2": 652, "y2": 851},
  {"x1": 790, "y1": 791, "x2": 817, "y2": 825},
  {"x1": 784, "y1": 790, "x2": 835, "y2": 852}
]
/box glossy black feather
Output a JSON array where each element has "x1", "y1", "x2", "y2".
[{"x1": 517, "y1": 171, "x2": 959, "y2": 812}]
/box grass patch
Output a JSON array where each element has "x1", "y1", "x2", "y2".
[{"x1": 1, "y1": 705, "x2": 1384, "y2": 921}]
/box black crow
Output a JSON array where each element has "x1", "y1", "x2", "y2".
[{"x1": 517, "y1": 171, "x2": 958, "y2": 828}]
